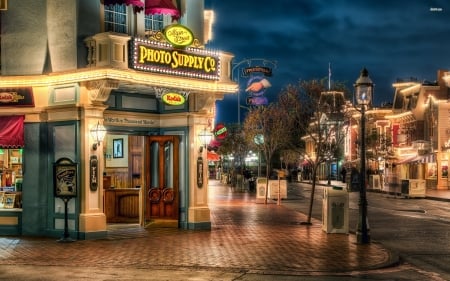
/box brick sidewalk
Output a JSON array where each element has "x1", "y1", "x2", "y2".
[{"x1": 0, "y1": 180, "x2": 396, "y2": 277}]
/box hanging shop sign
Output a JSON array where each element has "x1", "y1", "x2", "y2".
[
  {"x1": 214, "y1": 123, "x2": 228, "y2": 140},
  {"x1": 162, "y1": 92, "x2": 185, "y2": 106},
  {"x1": 0, "y1": 87, "x2": 35, "y2": 107},
  {"x1": 163, "y1": 24, "x2": 194, "y2": 48},
  {"x1": 130, "y1": 37, "x2": 220, "y2": 80},
  {"x1": 243, "y1": 66, "x2": 272, "y2": 77}
]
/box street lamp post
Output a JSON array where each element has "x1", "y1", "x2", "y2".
[{"x1": 354, "y1": 68, "x2": 373, "y2": 244}]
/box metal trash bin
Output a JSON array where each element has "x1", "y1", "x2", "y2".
[{"x1": 322, "y1": 186, "x2": 349, "y2": 234}]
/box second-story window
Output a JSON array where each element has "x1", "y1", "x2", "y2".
[
  {"x1": 104, "y1": 4, "x2": 128, "y2": 33},
  {"x1": 145, "y1": 14, "x2": 163, "y2": 32},
  {"x1": 145, "y1": 14, "x2": 173, "y2": 35}
]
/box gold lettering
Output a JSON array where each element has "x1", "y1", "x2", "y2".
[{"x1": 137, "y1": 44, "x2": 217, "y2": 74}]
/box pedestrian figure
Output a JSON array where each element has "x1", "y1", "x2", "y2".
[{"x1": 341, "y1": 168, "x2": 347, "y2": 183}]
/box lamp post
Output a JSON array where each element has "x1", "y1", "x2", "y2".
[{"x1": 354, "y1": 68, "x2": 373, "y2": 244}]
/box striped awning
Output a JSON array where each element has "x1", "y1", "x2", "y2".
[
  {"x1": 145, "y1": 0, "x2": 180, "y2": 20},
  {"x1": 419, "y1": 153, "x2": 436, "y2": 163},
  {"x1": 397, "y1": 153, "x2": 436, "y2": 164}
]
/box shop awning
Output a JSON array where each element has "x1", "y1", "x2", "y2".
[
  {"x1": 418, "y1": 153, "x2": 436, "y2": 163},
  {"x1": 207, "y1": 151, "x2": 220, "y2": 162},
  {"x1": 396, "y1": 154, "x2": 436, "y2": 164},
  {"x1": 102, "y1": 0, "x2": 144, "y2": 13},
  {"x1": 397, "y1": 155, "x2": 420, "y2": 164},
  {"x1": 145, "y1": 0, "x2": 180, "y2": 20},
  {"x1": 0, "y1": 115, "x2": 24, "y2": 148}
]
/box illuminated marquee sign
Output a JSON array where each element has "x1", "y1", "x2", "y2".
[
  {"x1": 130, "y1": 38, "x2": 221, "y2": 80},
  {"x1": 162, "y1": 92, "x2": 186, "y2": 106},
  {"x1": 0, "y1": 87, "x2": 35, "y2": 107}
]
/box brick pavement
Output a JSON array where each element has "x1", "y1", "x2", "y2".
[{"x1": 0, "y1": 180, "x2": 395, "y2": 277}]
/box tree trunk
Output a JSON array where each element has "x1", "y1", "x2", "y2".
[
  {"x1": 306, "y1": 166, "x2": 318, "y2": 225},
  {"x1": 264, "y1": 162, "x2": 270, "y2": 204}
]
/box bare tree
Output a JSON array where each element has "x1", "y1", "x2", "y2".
[
  {"x1": 243, "y1": 104, "x2": 290, "y2": 203},
  {"x1": 278, "y1": 80, "x2": 350, "y2": 224}
]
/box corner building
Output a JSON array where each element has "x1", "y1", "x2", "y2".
[{"x1": 0, "y1": 0, "x2": 237, "y2": 239}]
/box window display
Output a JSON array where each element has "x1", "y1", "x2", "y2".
[{"x1": 0, "y1": 149, "x2": 23, "y2": 209}]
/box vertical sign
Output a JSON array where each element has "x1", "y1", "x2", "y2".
[
  {"x1": 197, "y1": 156, "x2": 204, "y2": 188},
  {"x1": 90, "y1": 155, "x2": 98, "y2": 191}
]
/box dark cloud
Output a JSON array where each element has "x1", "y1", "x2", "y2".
[{"x1": 205, "y1": 0, "x2": 450, "y2": 123}]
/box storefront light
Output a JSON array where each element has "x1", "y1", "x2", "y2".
[
  {"x1": 198, "y1": 129, "x2": 213, "y2": 153},
  {"x1": 90, "y1": 122, "x2": 107, "y2": 151}
]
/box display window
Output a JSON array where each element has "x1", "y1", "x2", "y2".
[
  {"x1": 0, "y1": 148, "x2": 23, "y2": 209},
  {"x1": 441, "y1": 160, "x2": 448, "y2": 178}
]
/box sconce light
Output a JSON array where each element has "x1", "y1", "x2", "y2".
[
  {"x1": 198, "y1": 129, "x2": 213, "y2": 153},
  {"x1": 90, "y1": 122, "x2": 107, "y2": 151}
]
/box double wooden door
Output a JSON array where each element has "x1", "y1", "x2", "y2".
[{"x1": 145, "y1": 136, "x2": 179, "y2": 222}]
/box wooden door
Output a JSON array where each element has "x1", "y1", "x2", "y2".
[{"x1": 145, "y1": 136, "x2": 179, "y2": 222}]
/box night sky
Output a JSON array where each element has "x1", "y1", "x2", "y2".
[{"x1": 204, "y1": 0, "x2": 450, "y2": 124}]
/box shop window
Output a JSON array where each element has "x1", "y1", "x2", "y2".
[
  {"x1": 0, "y1": 148, "x2": 23, "y2": 209},
  {"x1": 107, "y1": 92, "x2": 160, "y2": 113},
  {"x1": 104, "y1": 4, "x2": 128, "y2": 33}
]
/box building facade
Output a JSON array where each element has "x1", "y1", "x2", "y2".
[
  {"x1": 342, "y1": 70, "x2": 450, "y2": 194},
  {"x1": 0, "y1": 0, "x2": 237, "y2": 239}
]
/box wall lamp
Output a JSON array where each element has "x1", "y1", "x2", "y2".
[
  {"x1": 90, "y1": 122, "x2": 107, "y2": 151},
  {"x1": 198, "y1": 129, "x2": 213, "y2": 153}
]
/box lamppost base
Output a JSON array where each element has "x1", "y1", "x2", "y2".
[{"x1": 356, "y1": 231, "x2": 370, "y2": 244}]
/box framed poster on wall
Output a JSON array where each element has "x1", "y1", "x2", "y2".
[
  {"x1": 113, "y1": 138, "x2": 124, "y2": 158},
  {"x1": 54, "y1": 158, "x2": 77, "y2": 197}
]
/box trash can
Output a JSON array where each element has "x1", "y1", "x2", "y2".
[
  {"x1": 268, "y1": 179, "x2": 287, "y2": 199},
  {"x1": 322, "y1": 186, "x2": 349, "y2": 234},
  {"x1": 256, "y1": 177, "x2": 268, "y2": 200},
  {"x1": 401, "y1": 179, "x2": 409, "y2": 195}
]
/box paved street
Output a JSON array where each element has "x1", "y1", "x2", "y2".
[
  {"x1": 284, "y1": 180, "x2": 450, "y2": 281},
  {"x1": 1, "y1": 179, "x2": 450, "y2": 280}
]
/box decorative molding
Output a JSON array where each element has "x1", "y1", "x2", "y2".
[
  {"x1": 86, "y1": 79, "x2": 119, "y2": 104},
  {"x1": 193, "y1": 93, "x2": 215, "y2": 113}
]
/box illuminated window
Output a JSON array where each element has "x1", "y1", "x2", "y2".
[{"x1": 104, "y1": 4, "x2": 128, "y2": 33}]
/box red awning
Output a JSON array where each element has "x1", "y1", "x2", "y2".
[
  {"x1": 207, "y1": 151, "x2": 220, "y2": 162},
  {"x1": 102, "y1": 0, "x2": 144, "y2": 13},
  {"x1": 145, "y1": 0, "x2": 180, "y2": 20},
  {"x1": 0, "y1": 116, "x2": 24, "y2": 148}
]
